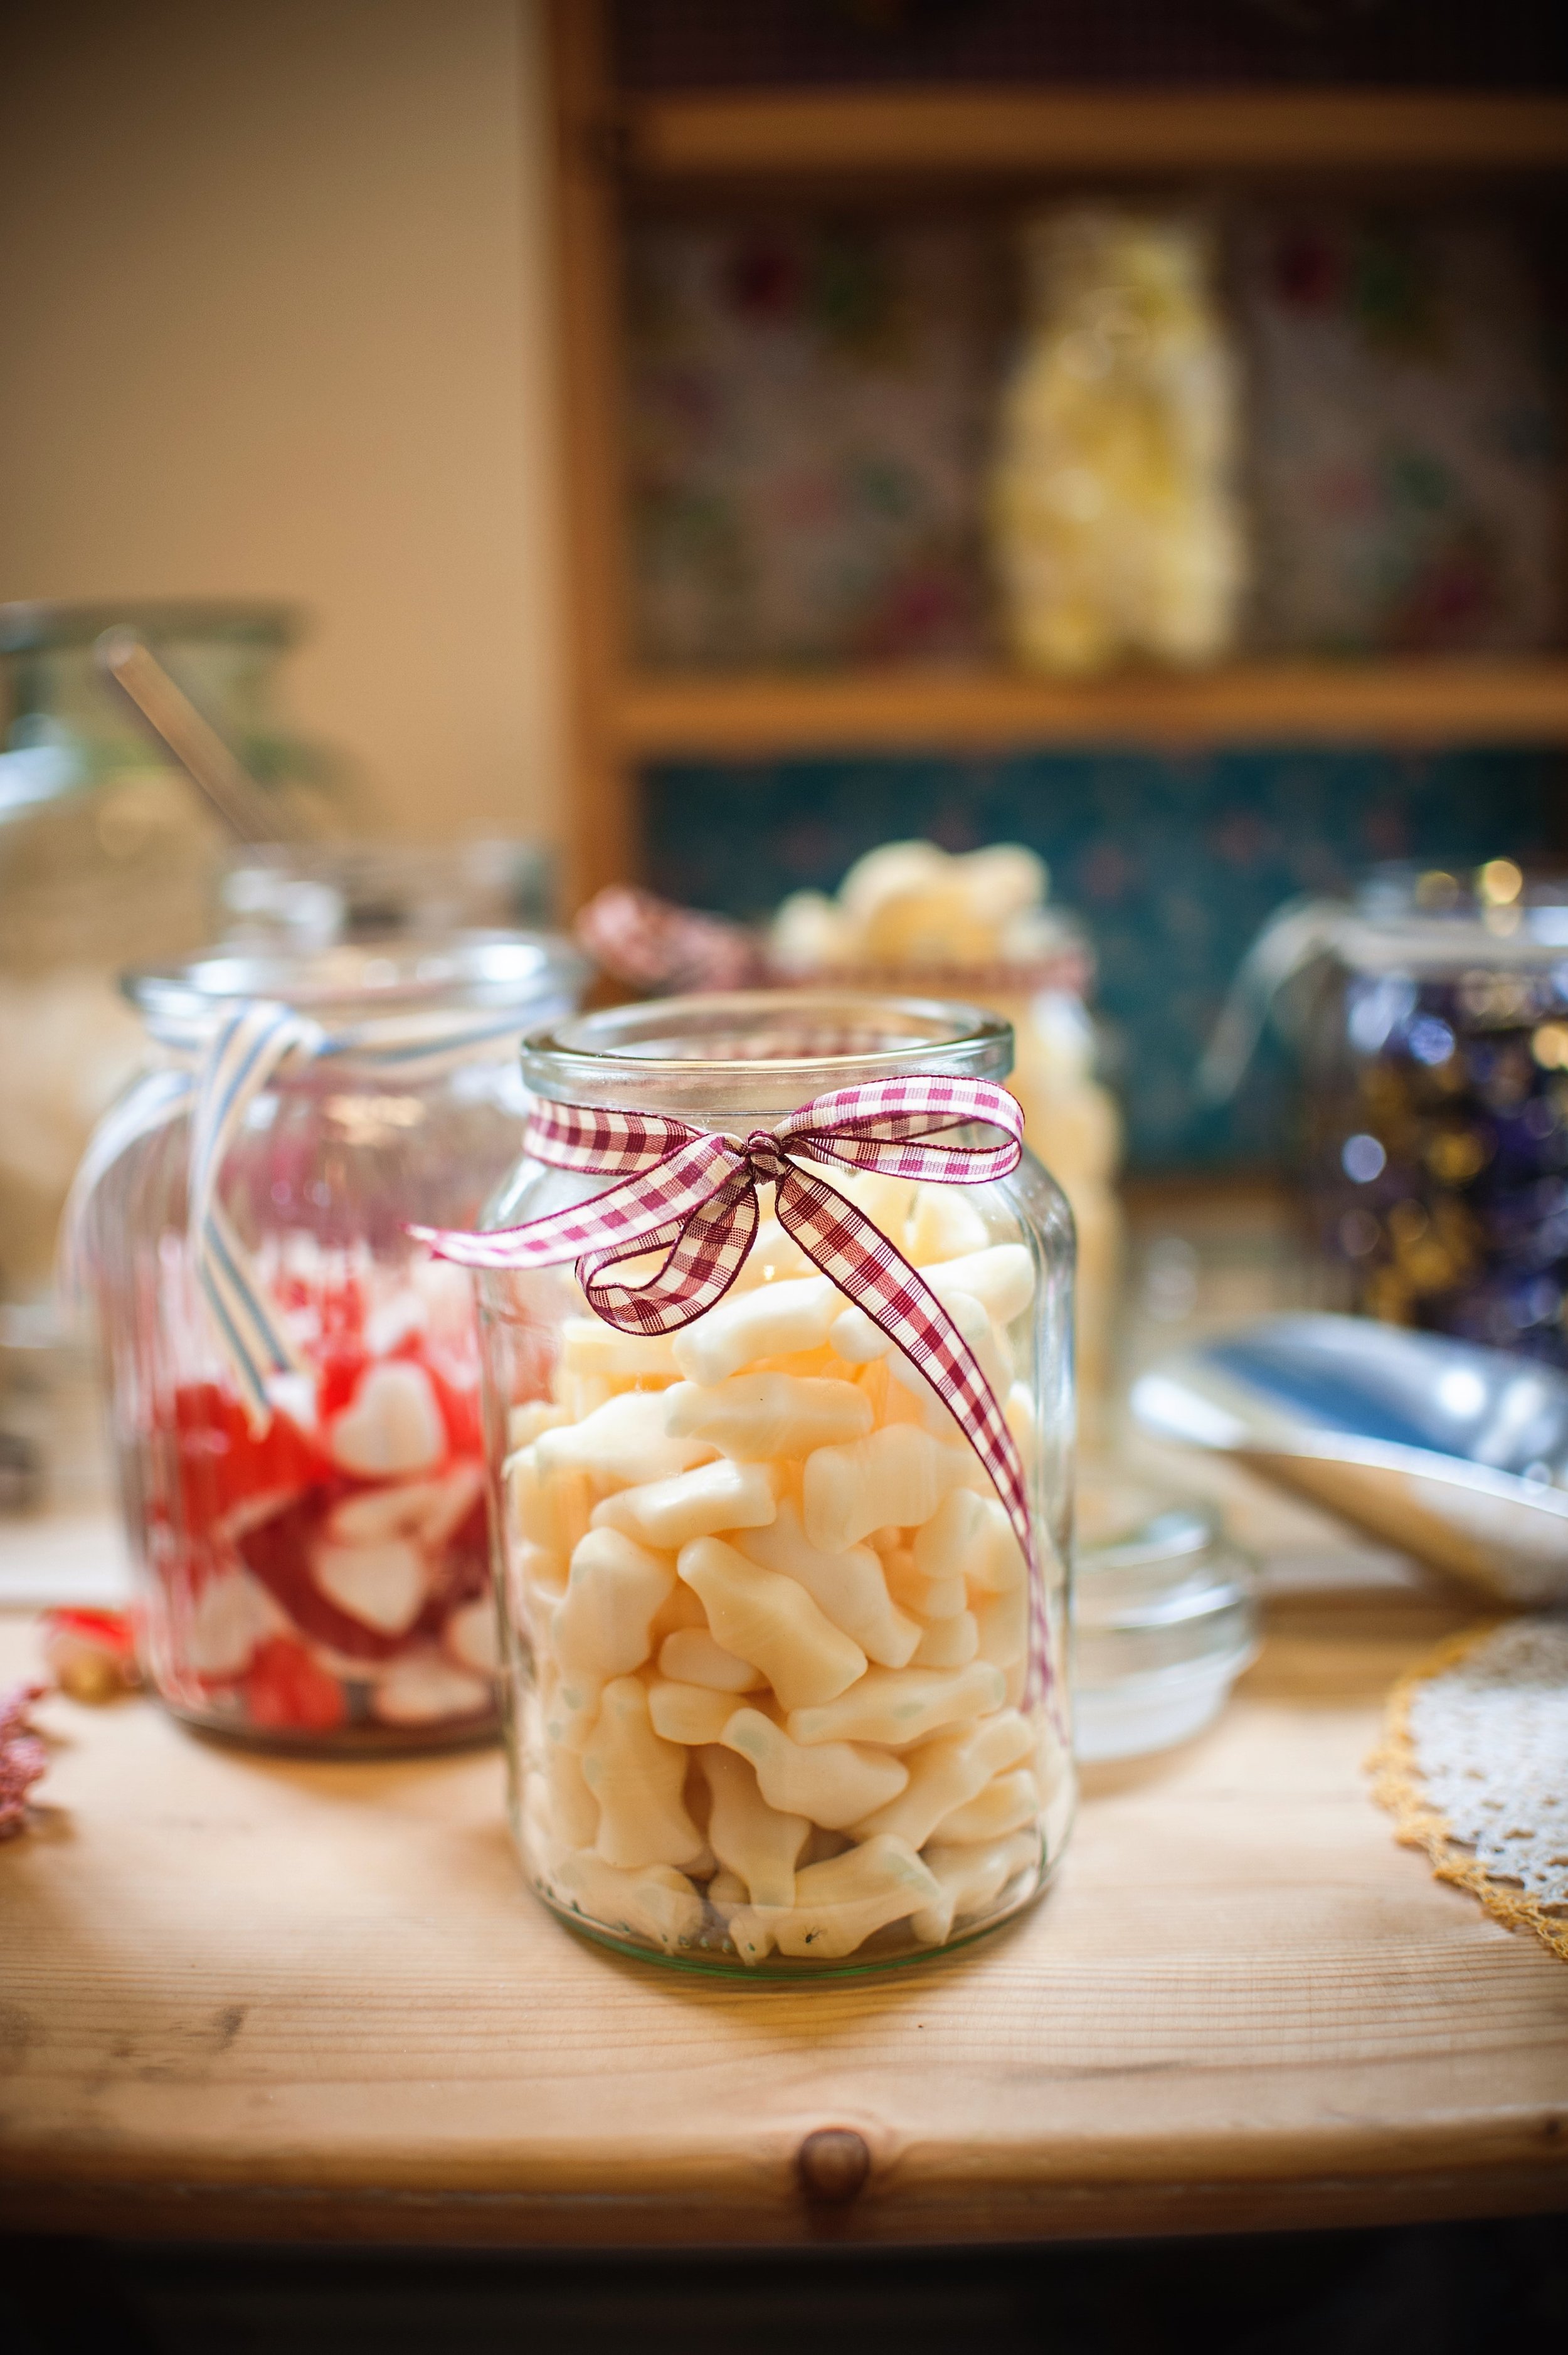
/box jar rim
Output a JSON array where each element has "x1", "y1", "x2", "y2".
[
  {"x1": 522, "y1": 989, "x2": 1014, "y2": 1114},
  {"x1": 125, "y1": 928, "x2": 586, "y2": 1027}
]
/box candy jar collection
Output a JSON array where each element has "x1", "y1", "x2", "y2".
[
  {"x1": 431, "y1": 992, "x2": 1076, "y2": 1973},
  {"x1": 73, "y1": 933, "x2": 583, "y2": 1748}
]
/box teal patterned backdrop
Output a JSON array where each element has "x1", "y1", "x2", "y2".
[{"x1": 642, "y1": 746, "x2": 1565, "y2": 1169}]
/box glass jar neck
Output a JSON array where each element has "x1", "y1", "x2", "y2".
[
  {"x1": 126, "y1": 931, "x2": 585, "y2": 1048},
  {"x1": 521, "y1": 990, "x2": 1014, "y2": 1128}
]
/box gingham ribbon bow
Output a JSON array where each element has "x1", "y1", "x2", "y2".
[{"x1": 414, "y1": 1076, "x2": 1038, "y2": 1584}]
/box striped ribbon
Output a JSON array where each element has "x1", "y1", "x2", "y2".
[
  {"x1": 66, "y1": 997, "x2": 541, "y2": 1431},
  {"x1": 413, "y1": 1077, "x2": 1047, "y2": 1656}
]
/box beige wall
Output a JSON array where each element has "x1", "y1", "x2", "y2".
[{"x1": 0, "y1": 0, "x2": 564, "y2": 849}]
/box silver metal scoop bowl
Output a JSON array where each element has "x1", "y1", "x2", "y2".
[{"x1": 1131, "y1": 1313, "x2": 1568, "y2": 1606}]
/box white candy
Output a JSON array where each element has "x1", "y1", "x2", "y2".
[
  {"x1": 735, "y1": 1498, "x2": 919, "y2": 1670},
  {"x1": 511, "y1": 1448, "x2": 593, "y2": 1558},
  {"x1": 372, "y1": 1653, "x2": 491, "y2": 1725},
  {"x1": 926, "y1": 1245, "x2": 1035, "y2": 1324},
  {"x1": 544, "y1": 1737, "x2": 599, "y2": 1847},
  {"x1": 677, "y1": 1535, "x2": 867, "y2": 1711},
  {"x1": 906, "y1": 1186, "x2": 990, "y2": 1264},
  {"x1": 721, "y1": 1708, "x2": 908, "y2": 1829},
  {"x1": 930, "y1": 1766, "x2": 1039, "y2": 1846},
  {"x1": 912, "y1": 1830, "x2": 1039, "y2": 1946},
  {"x1": 559, "y1": 1316, "x2": 682, "y2": 1384},
  {"x1": 658, "y1": 1629, "x2": 765, "y2": 1691},
  {"x1": 549, "y1": 1850, "x2": 704, "y2": 1955},
  {"x1": 329, "y1": 1361, "x2": 447, "y2": 1478},
  {"x1": 327, "y1": 1463, "x2": 484, "y2": 1552},
  {"x1": 537, "y1": 1390, "x2": 716, "y2": 1491},
  {"x1": 509, "y1": 1400, "x2": 568, "y2": 1449},
  {"x1": 911, "y1": 1611, "x2": 979, "y2": 1667},
  {"x1": 854, "y1": 1710, "x2": 1033, "y2": 1847},
  {"x1": 591, "y1": 1458, "x2": 779, "y2": 1551},
  {"x1": 670, "y1": 1274, "x2": 839, "y2": 1385},
  {"x1": 975, "y1": 1583, "x2": 1030, "y2": 1670},
  {"x1": 787, "y1": 1661, "x2": 1005, "y2": 1749},
  {"x1": 186, "y1": 1567, "x2": 278, "y2": 1678},
  {"x1": 312, "y1": 1537, "x2": 426, "y2": 1635},
  {"x1": 883, "y1": 1547, "x2": 966, "y2": 1622},
  {"x1": 665, "y1": 1373, "x2": 871, "y2": 1463},
  {"x1": 647, "y1": 1678, "x2": 739, "y2": 1746},
  {"x1": 916, "y1": 1490, "x2": 1025, "y2": 1594},
  {"x1": 445, "y1": 1596, "x2": 501, "y2": 1674},
  {"x1": 802, "y1": 1423, "x2": 979, "y2": 1553},
  {"x1": 772, "y1": 1834, "x2": 941, "y2": 1959},
  {"x1": 701, "y1": 1744, "x2": 808, "y2": 1908},
  {"x1": 583, "y1": 1675, "x2": 706, "y2": 1870},
  {"x1": 509, "y1": 1542, "x2": 567, "y2": 1623},
  {"x1": 1006, "y1": 1384, "x2": 1039, "y2": 1469},
  {"x1": 730, "y1": 1215, "x2": 817, "y2": 1289},
  {"x1": 553, "y1": 1528, "x2": 675, "y2": 1677},
  {"x1": 539, "y1": 1660, "x2": 601, "y2": 1753}
]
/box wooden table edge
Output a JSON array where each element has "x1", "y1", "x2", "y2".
[{"x1": 4, "y1": 2149, "x2": 1565, "y2": 2247}]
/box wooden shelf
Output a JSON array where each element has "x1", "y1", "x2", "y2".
[
  {"x1": 625, "y1": 90, "x2": 1568, "y2": 184},
  {"x1": 614, "y1": 659, "x2": 1568, "y2": 758}
]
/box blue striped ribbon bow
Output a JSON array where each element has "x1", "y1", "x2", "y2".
[{"x1": 66, "y1": 997, "x2": 538, "y2": 1431}]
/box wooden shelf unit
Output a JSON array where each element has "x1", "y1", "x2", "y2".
[
  {"x1": 615, "y1": 659, "x2": 1568, "y2": 758},
  {"x1": 544, "y1": 5, "x2": 1568, "y2": 901},
  {"x1": 623, "y1": 90, "x2": 1568, "y2": 184}
]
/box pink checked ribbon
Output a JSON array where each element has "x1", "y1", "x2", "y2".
[{"x1": 413, "y1": 1076, "x2": 1041, "y2": 1597}]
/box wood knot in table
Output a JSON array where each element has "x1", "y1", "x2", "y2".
[{"x1": 797, "y1": 2127, "x2": 871, "y2": 2206}]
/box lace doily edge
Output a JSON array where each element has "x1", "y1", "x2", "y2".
[{"x1": 1367, "y1": 1619, "x2": 1568, "y2": 1967}]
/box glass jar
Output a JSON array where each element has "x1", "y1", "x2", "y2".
[
  {"x1": 1211, "y1": 860, "x2": 1568, "y2": 1365},
  {"x1": 473, "y1": 992, "x2": 1076, "y2": 1974},
  {"x1": 1073, "y1": 1474, "x2": 1258, "y2": 1763},
  {"x1": 75, "y1": 933, "x2": 584, "y2": 1749},
  {"x1": 220, "y1": 840, "x2": 556, "y2": 950},
  {"x1": 988, "y1": 206, "x2": 1245, "y2": 675}
]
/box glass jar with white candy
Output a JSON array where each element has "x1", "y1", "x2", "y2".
[{"x1": 467, "y1": 994, "x2": 1075, "y2": 1974}]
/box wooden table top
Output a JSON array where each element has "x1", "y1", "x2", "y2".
[{"x1": 4, "y1": 1465, "x2": 1567, "y2": 2250}]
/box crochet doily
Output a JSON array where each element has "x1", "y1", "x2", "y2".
[{"x1": 1371, "y1": 1616, "x2": 1568, "y2": 1963}]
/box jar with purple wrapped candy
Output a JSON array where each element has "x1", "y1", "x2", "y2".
[{"x1": 1206, "y1": 861, "x2": 1568, "y2": 1364}]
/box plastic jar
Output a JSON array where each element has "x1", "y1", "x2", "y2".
[
  {"x1": 470, "y1": 992, "x2": 1076, "y2": 1973},
  {"x1": 74, "y1": 933, "x2": 584, "y2": 1749}
]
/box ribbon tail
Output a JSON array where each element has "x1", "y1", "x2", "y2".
[
  {"x1": 411, "y1": 1133, "x2": 740, "y2": 1272},
  {"x1": 773, "y1": 1163, "x2": 1051, "y2": 1703}
]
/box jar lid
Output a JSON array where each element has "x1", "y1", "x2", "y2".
[
  {"x1": 522, "y1": 989, "x2": 1014, "y2": 1119},
  {"x1": 1073, "y1": 1473, "x2": 1259, "y2": 1733}
]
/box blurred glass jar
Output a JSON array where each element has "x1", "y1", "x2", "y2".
[
  {"x1": 1208, "y1": 860, "x2": 1568, "y2": 1365},
  {"x1": 989, "y1": 207, "x2": 1246, "y2": 675},
  {"x1": 770, "y1": 843, "x2": 1123, "y2": 1412},
  {"x1": 72, "y1": 933, "x2": 585, "y2": 1749},
  {"x1": 476, "y1": 993, "x2": 1076, "y2": 1972},
  {"x1": 0, "y1": 600, "x2": 326, "y2": 1305},
  {"x1": 221, "y1": 840, "x2": 556, "y2": 949},
  {"x1": 1074, "y1": 1476, "x2": 1257, "y2": 1761}
]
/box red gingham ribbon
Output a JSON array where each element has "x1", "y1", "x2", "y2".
[{"x1": 413, "y1": 1076, "x2": 1043, "y2": 1610}]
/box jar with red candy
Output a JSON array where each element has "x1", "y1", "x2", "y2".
[{"x1": 73, "y1": 933, "x2": 584, "y2": 1749}]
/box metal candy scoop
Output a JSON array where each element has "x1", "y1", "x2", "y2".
[{"x1": 1131, "y1": 1312, "x2": 1568, "y2": 1606}]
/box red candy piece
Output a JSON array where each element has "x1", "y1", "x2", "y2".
[
  {"x1": 170, "y1": 1381, "x2": 329, "y2": 1530},
  {"x1": 243, "y1": 1636, "x2": 346, "y2": 1732},
  {"x1": 235, "y1": 1486, "x2": 407, "y2": 1664}
]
